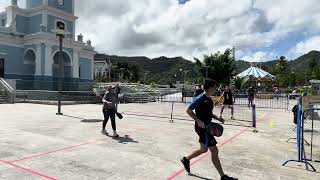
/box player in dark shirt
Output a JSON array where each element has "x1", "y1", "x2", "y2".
[
  {"x1": 181, "y1": 79, "x2": 237, "y2": 180},
  {"x1": 247, "y1": 86, "x2": 255, "y2": 107},
  {"x1": 218, "y1": 86, "x2": 234, "y2": 119}
]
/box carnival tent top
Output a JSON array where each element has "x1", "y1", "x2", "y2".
[{"x1": 236, "y1": 66, "x2": 274, "y2": 79}]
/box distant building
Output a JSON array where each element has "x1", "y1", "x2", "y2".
[
  {"x1": 94, "y1": 60, "x2": 110, "y2": 80},
  {"x1": 0, "y1": 0, "x2": 95, "y2": 90}
]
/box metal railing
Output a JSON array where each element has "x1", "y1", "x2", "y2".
[
  {"x1": 15, "y1": 79, "x2": 93, "y2": 91},
  {"x1": 156, "y1": 91, "x2": 294, "y2": 110},
  {"x1": 0, "y1": 78, "x2": 15, "y2": 103},
  {"x1": 283, "y1": 97, "x2": 320, "y2": 171},
  {"x1": 234, "y1": 93, "x2": 290, "y2": 109},
  {"x1": 15, "y1": 90, "x2": 98, "y2": 104},
  {"x1": 301, "y1": 108, "x2": 320, "y2": 165}
]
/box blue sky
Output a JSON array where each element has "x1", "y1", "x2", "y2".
[
  {"x1": 241, "y1": 32, "x2": 307, "y2": 61},
  {"x1": 1, "y1": 0, "x2": 320, "y2": 62},
  {"x1": 171, "y1": 0, "x2": 319, "y2": 61},
  {"x1": 178, "y1": 0, "x2": 190, "y2": 4}
]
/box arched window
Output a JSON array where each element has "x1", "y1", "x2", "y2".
[
  {"x1": 52, "y1": 51, "x2": 72, "y2": 78},
  {"x1": 24, "y1": 49, "x2": 36, "y2": 65},
  {"x1": 23, "y1": 49, "x2": 36, "y2": 75}
]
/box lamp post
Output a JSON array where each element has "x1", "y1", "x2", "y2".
[
  {"x1": 184, "y1": 70, "x2": 191, "y2": 86},
  {"x1": 54, "y1": 21, "x2": 67, "y2": 116},
  {"x1": 174, "y1": 74, "x2": 177, "y2": 84},
  {"x1": 179, "y1": 68, "x2": 183, "y2": 84},
  {"x1": 144, "y1": 71, "x2": 149, "y2": 84},
  {"x1": 56, "y1": 34, "x2": 63, "y2": 115}
]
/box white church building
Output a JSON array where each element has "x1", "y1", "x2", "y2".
[{"x1": 0, "y1": 0, "x2": 95, "y2": 90}]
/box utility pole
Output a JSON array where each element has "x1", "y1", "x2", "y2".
[
  {"x1": 108, "y1": 57, "x2": 111, "y2": 82},
  {"x1": 204, "y1": 66, "x2": 210, "y2": 79},
  {"x1": 144, "y1": 71, "x2": 149, "y2": 84},
  {"x1": 233, "y1": 46, "x2": 236, "y2": 61}
]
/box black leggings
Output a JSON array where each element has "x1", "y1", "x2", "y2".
[{"x1": 103, "y1": 109, "x2": 116, "y2": 131}]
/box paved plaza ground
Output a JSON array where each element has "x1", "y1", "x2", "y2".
[{"x1": 0, "y1": 102, "x2": 319, "y2": 180}]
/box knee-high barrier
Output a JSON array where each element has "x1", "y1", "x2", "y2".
[{"x1": 283, "y1": 97, "x2": 320, "y2": 171}]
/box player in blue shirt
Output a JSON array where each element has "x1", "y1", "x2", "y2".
[{"x1": 181, "y1": 79, "x2": 237, "y2": 180}]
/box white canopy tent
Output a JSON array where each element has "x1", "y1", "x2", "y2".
[{"x1": 236, "y1": 66, "x2": 274, "y2": 79}]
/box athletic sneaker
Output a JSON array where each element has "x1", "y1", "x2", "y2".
[
  {"x1": 113, "y1": 131, "x2": 119, "y2": 137},
  {"x1": 101, "y1": 129, "x2": 108, "y2": 135},
  {"x1": 180, "y1": 157, "x2": 190, "y2": 174},
  {"x1": 221, "y1": 175, "x2": 238, "y2": 180}
]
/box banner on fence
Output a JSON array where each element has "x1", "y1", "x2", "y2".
[{"x1": 302, "y1": 96, "x2": 320, "y2": 110}]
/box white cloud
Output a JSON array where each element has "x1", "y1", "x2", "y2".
[
  {"x1": 242, "y1": 51, "x2": 269, "y2": 62},
  {"x1": 254, "y1": 0, "x2": 320, "y2": 33},
  {"x1": 1, "y1": 0, "x2": 320, "y2": 61},
  {"x1": 75, "y1": 0, "x2": 270, "y2": 59},
  {"x1": 290, "y1": 36, "x2": 320, "y2": 56},
  {"x1": 0, "y1": 0, "x2": 25, "y2": 11}
]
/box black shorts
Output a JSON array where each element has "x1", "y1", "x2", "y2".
[
  {"x1": 195, "y1": 124, "x2": 217, "y2": 147},
  {"x1": 248, "y1": 96, "x2": 254, "y2": 101},
  {"x1": 223, "y1": 100, "x2": 233, "y2": 105}
]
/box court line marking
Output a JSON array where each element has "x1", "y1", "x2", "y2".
[
  {"x1": 0, "y1": 159, "x2": 58, "y2": 180},
  {"x1": 167, "y1": 112, "x2": 271, "y2": 180},
  {"x1": 166, "y1": 127, "x2": 249, "y2": 180},
  {"x1": 9, "y1": 128, "x2": 145, "y2": 163}
]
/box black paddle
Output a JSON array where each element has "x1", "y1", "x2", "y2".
[{"x1": 116, "y1": 112, "x2": 123, "y2": 119}]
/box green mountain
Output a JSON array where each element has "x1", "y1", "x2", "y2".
[
  {"x1": 95, "y1": 50, "x2": 320, "y2": 84},
  {"x1": 234, "y1": 51, "x2": 320, "y2": 74},
  {"x1": 94, "y1": 54, "x2": 200, "y2": 84},
  {"x1": 288, "y1": 50, "x2": 320, "y2": 72}
]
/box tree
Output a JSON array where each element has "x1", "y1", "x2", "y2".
[
  {"x1": 274, "y1": 56, "x2": 288, "y2": 75},
  {"x1": 195, "y1": 48, "x2": 235, "y2": 84},
  {"x1": 261, "y1": 64, "x2": 269, "y2": 72},
  {"x1": 111, "y1": 62, "x2": 140, "y2": 82},
  {"x1": 308, "y1": 58, "x2": 320, "y2": 79}
]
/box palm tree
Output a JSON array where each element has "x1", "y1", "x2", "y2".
[
  {"x1": 275, "y1": 56, "x2": 288, "y2": 74},
  {"x1": 195, "y1": 48, "x2": 235, "y2": 84}
]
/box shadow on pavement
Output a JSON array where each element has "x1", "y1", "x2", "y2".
[
  {"x1": 62, "y1": 115, "x2": 103, "y2": 123},
  {"x1": 81, "y1": 119, "x2": 103, "y2": 123},
  {"x1": 108, "y1": 134, "x2": 139, "y2": 144},
  {"x1": 188, "y1": 173, "x2": 213, "y2": 180}
]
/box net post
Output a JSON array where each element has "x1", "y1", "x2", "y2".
[
  {"x1": 170, "y1": 101, "x2": 174, "y2": 123},
  {"x1": 252, "y1": 104, "x2": 258, "y2": 132}
]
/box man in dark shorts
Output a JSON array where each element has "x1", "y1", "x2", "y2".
[
  {"x1": 218, "y1": 85, "x2": 234, "y2": 119},
  {"x1": 181, "y1": 79, "x2": 237, "y2": 180},
  {"x1": 247, "y1": 86, "x2": 255, "y2": 107}
]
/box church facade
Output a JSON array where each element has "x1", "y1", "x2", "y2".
[{"x1": 0, "y1": 0, "x2": 95, "y2": 90}]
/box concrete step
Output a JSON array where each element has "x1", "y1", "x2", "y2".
[{"x1": 0, "y1": 100, "x2": 9, "y2": 103}]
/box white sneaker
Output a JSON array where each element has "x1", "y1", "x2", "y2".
[
  {"x1": 113, "y1": 131, "x2": 119, "y2": 137},
  {"x1": 101, "y1": 129, "x2": 108, "y2": 135}
]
